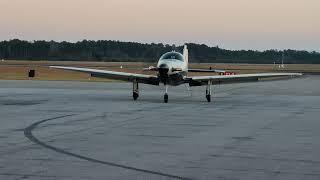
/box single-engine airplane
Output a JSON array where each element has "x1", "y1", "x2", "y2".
[{"x1": 51, "y1": 45, "x2": 302, "y2": 103}]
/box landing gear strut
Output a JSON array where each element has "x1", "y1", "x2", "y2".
[
  {"x1": 133, "y1": 80, "x2": 139, "y2": 101},
  {"x1": 164, "y1": 84, "x2": 168, "y2": 103},
  {"x1": 206, "y1": 80, "x2": 212, "y2": 102}
]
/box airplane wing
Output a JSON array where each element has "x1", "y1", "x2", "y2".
[
  {"x1": 188, "y1": 69, "x2": 226, "y2": 73},
  {"x1": 187, "y1": 73, "x2": 302, "y2": 86},
  {"x1": 50, "y1": 66, "x2": 160, "y2": 85}
]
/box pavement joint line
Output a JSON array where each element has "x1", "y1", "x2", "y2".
[{"x1": 24, "y1": 114, "x2": 192, "y2": 180}]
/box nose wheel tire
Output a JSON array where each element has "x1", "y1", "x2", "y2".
[
  {"x1": 206, "y1": 94, "x2": 211, "y2": 102},
  {"x1": 164, "y1": 93, "x2": 168, "y2": 103},
  {"x1": 133, "y1": 92, "x2": 139, "y2": 101}
]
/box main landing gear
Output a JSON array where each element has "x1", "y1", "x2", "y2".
[
  {"x1": 164, "y1": 84, "x2": 168, "y2": 103},
  {"x1": 206, "y1": 80, "x2": 212, "y2": 102},
  {"x1": 133, "y1": 80, "x2": 139, "y2": 101},
  {"x1": 133, "y1": 80, "x2": 212, "y2": 103}
]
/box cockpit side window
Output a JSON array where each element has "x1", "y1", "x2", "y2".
[{"x1": 160, "y1": 52, "x2": 183, "y2": 61}]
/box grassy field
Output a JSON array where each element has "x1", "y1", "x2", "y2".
[{"x1": 1, "y1": 60, "x2": 319, "y2": 81}]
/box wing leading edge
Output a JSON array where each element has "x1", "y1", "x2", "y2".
[
  {"x1": 187, "y1": 73, "x2": 302, "y2": 86},
  {"x1": 50, "y1": 66, "x2": 159, "y2": 85}
]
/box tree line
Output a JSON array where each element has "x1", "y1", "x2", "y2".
[{"x1": 0, "y1": 39, "x2": 319, "y2": 64}]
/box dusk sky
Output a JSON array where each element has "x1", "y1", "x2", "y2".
[{"x1": 0, "y1": 0, "x2": 319, "y2": 51}]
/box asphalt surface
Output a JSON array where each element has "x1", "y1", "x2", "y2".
[{"x1": 0, "y1": 76, "x2": 320, "y2": 180}]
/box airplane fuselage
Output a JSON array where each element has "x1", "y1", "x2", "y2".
[{"x1": 156, "y1": 51, "x2": 188, "y2": 86}]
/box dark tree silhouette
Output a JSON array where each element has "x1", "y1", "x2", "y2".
[{"x1": 0, "y1": 39, "x2": 319, "y2": 63}]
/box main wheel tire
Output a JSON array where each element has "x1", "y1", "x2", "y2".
[
  {"x1": 164, "y1": 94, "x2": 168, "y2": 103},
  {"x1": 206, "y1": 94, "x2": 211, "y2": 102},
  {"x1": 133, "y1": 92, "x2": 139, "y2": 101}
]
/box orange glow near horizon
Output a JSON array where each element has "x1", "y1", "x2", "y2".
[{"x1": 0, "y1": 0, "x2": 319, "y2": 50}]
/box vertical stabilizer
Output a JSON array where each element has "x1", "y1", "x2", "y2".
[{"x1": 183, "y1": 45, "x2": 189, "y2": 70}]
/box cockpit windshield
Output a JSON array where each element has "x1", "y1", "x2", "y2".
[{"x1": 160, "y1": 52, "x2": 184, "y2": 61}]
